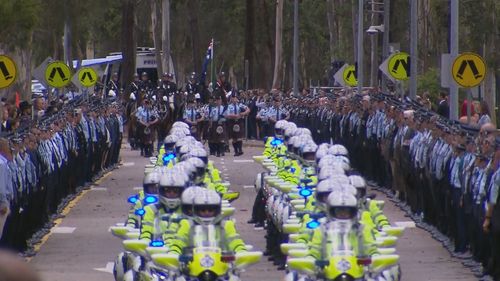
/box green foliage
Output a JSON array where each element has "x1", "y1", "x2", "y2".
[
  {"x1": 0, "y1": 0, "x2": 39, "y2": 50},
  {"x1": 417, "y1": 67, "x2": 441, "y2": 104}
]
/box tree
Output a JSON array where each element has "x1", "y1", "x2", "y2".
[
  {"x1": 121, "y1": 0, "x2": 137, "y2": 98},
  {"x1": 244, "y1": 0, "x2": 255, "y2": 89},
  {"x1": 271, "y1": 0, "x2": 284, "y2": 90},
  {"x1": 151, "y1": 0, "x2": 163, "y2": 78}
]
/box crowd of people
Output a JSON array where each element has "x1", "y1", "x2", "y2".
[
  {"x1": 0, "y1": 95, "x2": 123, "y2": 254},
  {"x1": 266, "y1": 89, "x2": 499, "y2": 280}
]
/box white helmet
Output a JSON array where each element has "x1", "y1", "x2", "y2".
[
  {"x1": 318, "y1": 166, "x2": 345, "y2": 181},
  {"x1": 193, "y1": 189, "x2": 222, "y2": 225},
  {"x1": 172, "y1": 121, "x2": 189, "y2": 129},
  {"x1": 186, "y1": 157, "x2": 207, "y2": 179},
  {"x1": 181, "y1": 186, "x2": 203, "y2": 217},
  {"x1": 170, "y1": 126, "x2": 190, "y2": 137},
  {"x1": 315, "y1": 180, "x2": 337, "y2": 211},
  {"x1": 331, "y1": 183, "x2": 358, "y2": 198},
  {"x1": 143, "y1": 171, "x2": 160, "y2": 195},
  {"x1": 329, "y1": 144, "x2": 349, "y2": 157},
  {"x1": 158, "y1": 172, "x2": 188, "y2": 209},
  {"x1": 284, "y1": 124, "x2": 298, "y2": 141},
  {"x1": 326, "y1": 192, "x2": 358, "y2": 220},
  {"x1": 188, "y1": 148, "x2": 208, "y2": 164},
  {"x1": 315, "y1": 143, "x2": 331, "y2": 161},
  {"x1": 163, "y1": 134, "x2": 179, "y2": 149},
  {"x1": 275, "y1": 120, "x2": 288, "y2": 138},
  {"x1": 296, "y1": 128, "x2": 312, "y2": 136},
  {"x1": 300, "y1": 141, "x2": 317, "y2": 165},
  {"x1": 349, "y1": 175, "x2": 367, "y2": 198}
]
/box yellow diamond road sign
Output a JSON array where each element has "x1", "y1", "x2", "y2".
[
  {"x1": 452, "y1": 52, "x2": 486, "y2": 88},
  {"x1": 45, "y1": 61, "x2": 71, "y2": 88},
  {"x1": 388, "y1": 52, "x2": 410, "y2": 80},
  {"x1": 0, "y1": 55, "x2": 17, "y2": 89},
  {"x1": 343, "y1": 65, "x2": 357, "y2": 87},
  {"x1": 78, "y1": 67, "x2": 97, "y2": 87}
]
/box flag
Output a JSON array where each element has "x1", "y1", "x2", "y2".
[
  {"x1": 199, "y1": 39, "x2": 213, "y2": 85},
  {"x1": 15, "y1": 92, "x2": 20, "y2": 107}
]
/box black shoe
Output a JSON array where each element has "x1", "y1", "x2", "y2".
[
  {"x1": 216, "y1": 151, "x2": 220, "y2": 157},
  {"x1": 247, "y1": 219, "x2": 257, "y2": 224},
  {"x1": 254, "y1": 222, "x2": 265, "y2": 228}
]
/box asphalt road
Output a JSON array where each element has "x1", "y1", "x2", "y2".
[{"x1": 29, "y1": 141, "x2": 476, "y2": 281}]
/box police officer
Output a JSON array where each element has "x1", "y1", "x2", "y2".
[
  {"x1": 138, "y1": 72, "x2": 154, "y2": 98},
  {"x1": 128, "y1": 73, "x2": 141, "y2": 101},
  {"x1": 225, "y1": 93, "x2": 250, "y2": 156},
  {"x1": 182, "y1": 99, "x2": 203, "y2": 140},
  {"x1": 107, "y1": 72, "x2": 121, "y2": 98},
  {"x1": 207, "y1": 96, "x2": 227, "y2": 157},
  {"x1": 135, "y1": 98, "x2": 159, "y2": 157},
  {"x1": 185, "y1": 72, "x2": 197, "y2": 101}
]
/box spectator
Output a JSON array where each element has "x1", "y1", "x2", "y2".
[
  {"x1": 0, "y1": 138, "x2": 12, "y2": 240},
  {"x1": 461, "y1": 99, "x2": 476, "y2": 118},
  {"x1": 437, "y1": 92, "x2": 450, "y2": 118},
  {"x1": 478, "y1": 101, "x2": 492, "y2": 127},
  {"x1": 1, "y1": 107, "x2": 12, "y2": 133}
]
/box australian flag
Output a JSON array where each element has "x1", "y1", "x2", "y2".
[{"x1": 199, "y1": 39, "x2": 213, "y2": 85}]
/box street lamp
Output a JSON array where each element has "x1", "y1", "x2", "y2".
[{"x1": 366, "y1": 24, "x2": 384, "y2": 87}]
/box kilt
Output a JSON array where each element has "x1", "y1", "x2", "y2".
[
  {"x1": 227, "y1": 118, "x2": 245, "y2": 140},
  {"x1": 208, "y1": 121, "x2": 226, "y2": 143}
]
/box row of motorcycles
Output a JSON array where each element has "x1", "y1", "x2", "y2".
[
  {"x1": 252, "y1": 120, "x2": 404, "y2": 281},
  {"x1": 110, "y1": 121, "x2": 262, "y2": 281}
]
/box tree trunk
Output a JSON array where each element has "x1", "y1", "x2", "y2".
[
  {"x1": 352, "y1": 0, "x2": 358, "y2": 60},
  {"x1": 151, "y1": 0, "x2": 163, "y2": 80},
  {"x1": 326, "y1": 0, "x2": 336, "y2": 62},
  {"x1": 271, "y1": 0, "x2": 284, "y2": 90},
  {"x1": 187, "y1": 0, "x2": 201, "y2": 75},
  {"x1": 121, "y1": 0, "x2": 137, "y2": 99},
  {"x1": 161, "y1": 0, "x2": 171, "y2": 76},
  {"x1": 244, "y1": 0, "x2": 255, "y2": 89}
]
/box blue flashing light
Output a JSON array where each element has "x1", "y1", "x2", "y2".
[
  {"x1": 144, "y1": 195, "x2": 158, "y2": 205},
  {"x1": 306, "y1": 220, "x2": 320, "y2": 229},
  {"x1": 290, "y1": 167, "x2": 296, "y2": 173},
  {"x1": 150, "y1": 240, "x2": 165, "y2": 247},
  {"x1": 127, "y1": 195, "x2": 138, "y2": 204},
  {"x1": 299, "y1": 188, "x2": 313, "y2": 198},
  {"x1": 135, "y1": 208, "x2": 146, "y2": 216},
  {"x1": 271, "y1": 139, "x2": 283, "y2": 147},
  {"x1": 163, "y1": 153, "x2": 176, "y2": 162}
]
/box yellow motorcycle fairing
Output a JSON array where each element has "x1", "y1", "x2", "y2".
[
  {"x1": 188, "y1": 247, "x2": 229, "y2": 277},
  {"x1": 370, "y1": 254, "x2": 399, "y2": 273},
  {"x1": 110, "y1": 226, "x2": 132, "y2": 239},
  {"x1": 323, "y1": 256, "x2": 364, "y2": 280},
  {"x1": 287, "y1": 257, "x2": 316, "y2": 275},
  {"x1": 222, "y1": 192, "x2": 240, "y2": 202},
  {"x1": 123, "y1": 239, "x2": 149, "y2": 256},
  {"x1": 234, "y1": 251, "x2": 262, "y2": 270},
  {"x1": 152, "y1": 253, "x2": 180, "y2": 271}
]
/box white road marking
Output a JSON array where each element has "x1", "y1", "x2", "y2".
[
  {"x1": 91, "y1": 187, "x2": 107, "y2": 191},
  {"x1": 233, "y1": 159, "x2": 253, "y2": 163},
  {"x1": 243, "y1": 185, "x2": 254, "y2": 189},
  {"x1": 133, "y1": 186, "x2": 143, "y2": 190},
  {"x1": 52, "y1": 226, "x2": 76, "y2": 234},
  {"x1": 93, "y1": 262, "x2": 114, "y2": 274},
  {"x1": 123, "y1": 162, "x2": 135, "y2": 167},
  {"x1": 394, "y1": 221, "x2": 416, "y2": 228}
]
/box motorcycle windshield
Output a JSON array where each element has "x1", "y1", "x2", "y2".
[{"x1": 323, "y1": 221, "x2": 358, "y2": 258}]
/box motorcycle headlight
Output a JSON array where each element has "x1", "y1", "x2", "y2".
[
  {"x1": 333, "y1": 273, "x2": 355, "y2": 281},
  {"x1": 198, "y1": 270, "x2": 218, "y2": 281}
]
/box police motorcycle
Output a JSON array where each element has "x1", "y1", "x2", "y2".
[
  {"x1": 112, "y1": 171, "x2": 162, "y2": 281},
  {"x1": 151, "y1": 189, "x2": 262, "y2": 281},
  {"x1": 285, "y1": 192, "x2": 401, "y2": 281}
]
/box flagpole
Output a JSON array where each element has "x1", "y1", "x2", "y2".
[{"x1": 210, "y1": 38, "x2": 215, "y2": 89}]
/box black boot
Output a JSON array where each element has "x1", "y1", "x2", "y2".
[
  {"x1": 219, "y1": 143, "x2": 225, "y2": 156},
  {"x1": 233, "y1": 142, "x2": 238, "y2": 156},
  {"x1": 209, "y1": 143, "x2": 216, "y2": 156},
  {"x1": 236, "y1": 141, "x2": 243, "y2": 156},
  {"x1": 225, "y1": 144, "x2": 230, "y2": 153},
  {"x1": 215, "y1": 144, "x2": 220, "y2": 157}
]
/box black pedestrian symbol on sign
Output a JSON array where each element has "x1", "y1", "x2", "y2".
[
  {"x1": 346, "y1": 70, "x2": 356, "y2": 81},
  {"x1": 0, "y1": 61, "x2": 13, "y2": 80},
  {"x1": 80, "y1": 71, "x2": 95, "y2": 83},
  {"x1": 48, "y1": 67, "x2": 69, "y2": 82},
  {"x1": 391, "y1": 58, "x2": 410, "y2": 77},
  {"x1": 456, "y1": 60, "x2": 482, "y2": 80}
]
